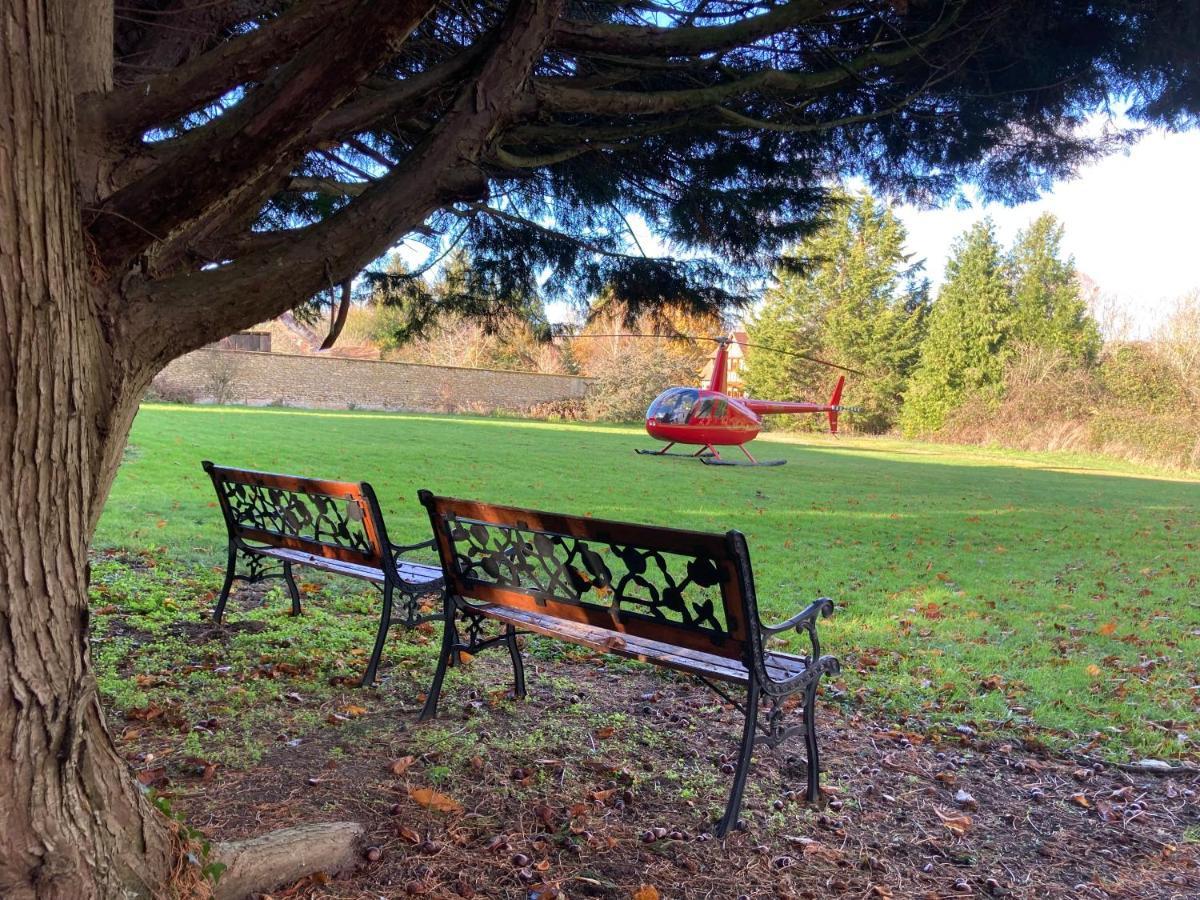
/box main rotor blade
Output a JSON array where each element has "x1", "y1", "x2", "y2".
[
  {"x1": 733, "y1": 340, "x2": 864, "y2": 375},
  {"x1": 565, "y1": 332, "x2": 864, "y2": 375},
  {"x1": 564, "y1": 333, "x2": 702, "y2": 341}
]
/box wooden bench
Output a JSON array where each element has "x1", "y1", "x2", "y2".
[
  {"x1": 416, "y1": 491, "x2": 840, "y2": 837},
  {"x1": 203, "y1": 462, "x2": 444, "y2": 685}
]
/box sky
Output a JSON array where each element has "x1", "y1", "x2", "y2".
[
  {"x1": 891, "y1": 125, "x2": 1200, "y2": 338},
  {"x1": 402, "y1": 124, "x2": 1200, "y2": 337}
]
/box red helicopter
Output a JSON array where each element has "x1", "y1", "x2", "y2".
[{"x1": 634, "y1": 335, "x2": 861, "y2": 466}]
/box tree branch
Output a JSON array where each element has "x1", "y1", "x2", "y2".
[
  {"x1": 550, "y1": 0, "x2": 846, "y2": 58},
  {"x1": 318, "y1": 279, "x2": 354, "y2": 349},
  {"x1": 88, "y1": 0, "x2": 439, "y2": 274},
  {"x1": 536, "y1": 36, "x2": 935, "y2": 116},
  {"x1": 458, "y1": 202, "x2": 647, "y2": 261},
  {"x1": 504, "y1": 116, "x2": 697, "y2": 146},
  {"x1": 115, "y1": 1, "x2": 270, "y2": 82},
  {"x1": 307, "y1": 45, "x2": 485, "y2": 142},
  {"x1": 287, "y1": 176, "x2": 371, "y2": 196},
  {"x1": 146, "y1": 157, "x2": 298, "y2": 274},
  {"x1": 98, "y1": 0, "x2": 355, "y2": 141},
  {"x1": 124, "y1": 0, "x2": 564, "y2": 369}
]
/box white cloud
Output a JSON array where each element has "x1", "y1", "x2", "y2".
[{"x1": 893, "y1": 127, "x2": 1200, "y2": 337}]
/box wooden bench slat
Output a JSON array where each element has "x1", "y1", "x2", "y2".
[
  {"x1": 469, "y1": 602, "x2": 813, "y2": 686},
  {"x1": 471, "y1": 603, "x2": 749, "y2": 681},
  {"x1": 256, "y1": 547, "x2": 443, "y2": 587}
]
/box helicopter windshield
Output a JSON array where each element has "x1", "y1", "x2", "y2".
[{"x1": 647, "y1": 388, "x2": 700, "y2": 425}]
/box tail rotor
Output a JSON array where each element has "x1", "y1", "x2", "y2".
[{"x1": 828, "y1": 376, "x2": 845, "y2": 435}]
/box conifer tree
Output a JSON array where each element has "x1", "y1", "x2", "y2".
[
  {"x1": 901, "y1": 220, "x2": 1012, "y2": 434},
  {"x1": 1006, "y1": 214, "x2": 1101, "y2": 361},
  {"x1": 744, "y1": 190, "x2": 927, "y2": 431},
  {"x1": 4, "y1": 1, "x2": 1198, "y2": 893}
]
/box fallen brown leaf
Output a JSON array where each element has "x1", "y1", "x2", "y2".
[
  {"x1": 409, "y1": 785, "x2": 463, "y2": 815},
  {"x1": 934, "y1": 806, "x2": 973, "y2": 836},
  {"x1": 136, "y1": 766, "x2": 167, "y2": 787},
  {"x1": 126, "y1": 704, "x2": 166, "y2": 722},
  {"x1": 390, "y1": 756, "x2": 416, "y2": 777}
]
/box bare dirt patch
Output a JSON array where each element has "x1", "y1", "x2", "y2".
[{"x1": 122, "y1": 651, "x2": 1200, "y2": 899}]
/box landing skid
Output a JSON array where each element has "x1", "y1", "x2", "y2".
[
  {"x1": 700, "y1": 456, "x2": 785, "y2": 467},
  {"x1": 635, "y1": 442, "x2": 787, "y2": 467},
  {"x1": 635, "y1": 448, "x2": 718, "y2": 459}
]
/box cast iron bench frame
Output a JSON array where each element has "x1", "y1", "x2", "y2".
[
  {"x1": 203, "y1": 461, "x2": 444, "y2": 685},
  {"x1": 416, "y1": 491, "x2": 840, "y2": 837}
]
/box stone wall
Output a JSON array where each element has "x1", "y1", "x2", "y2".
[{"x1": 152, "y1": 349, "x2": 593, "y2": 413}]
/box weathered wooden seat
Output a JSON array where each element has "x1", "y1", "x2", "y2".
[
  {"x1": 203, "y1": 462, "x2": 444, "y2": 685},
  {"x1": 416, "y1": 491, "x2": 840, "y2": 837}
]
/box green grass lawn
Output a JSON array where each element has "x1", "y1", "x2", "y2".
[{"x1": 96, "y1": 403, "x2": 1200, "y2": 761}]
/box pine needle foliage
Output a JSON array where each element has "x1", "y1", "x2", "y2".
[
  {"x1": 744, "y1": 190, "x2": 928, "y2": 432},
  {"x1": 902, "y1": 214, "x2": 1102, "y2": 435}
]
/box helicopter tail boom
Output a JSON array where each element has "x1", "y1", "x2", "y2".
[{"x1": 741, "y1": 376, "x2": 850, "y2": 434}]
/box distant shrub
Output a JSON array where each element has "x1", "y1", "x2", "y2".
[
  {"x1": 1097, "y1": 344, "x2": 1187, "y2": 412},
  {"x1": 144, "y1": 377, "x2": 197, "y2": 404},
  {"x1": 583, "y1": 345, "x2": 700, "y2": 423},
  {"x1": 939, "y1": 341, "x2": 1199, "y2": 471},
  {"x1": 941, "y1": 344, "x2": 1097, "y2": 452},
  {"x1": 198, "y1": 352, "x2": 243, "y2": 405},
  {"x1": 1088, "y1": 409, "x2": 1200, "y2": 470},
  {"x1": 527, "y1": 398, "x2": 587, "y2": 421}
]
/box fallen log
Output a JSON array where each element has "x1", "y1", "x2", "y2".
[{"x1": 212, "y1": 821, "x2": 364, "y2": 900}]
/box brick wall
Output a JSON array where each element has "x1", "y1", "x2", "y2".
[{"x1": 153, "y1": 349, "x2": 594, "y2": 413}]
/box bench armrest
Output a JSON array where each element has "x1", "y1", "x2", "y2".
[
  {"x1": 760, "y1": 597, "x2": 834, "y2": 636},
  {"x1": 754, "y1": 598, "x2": 836, "y2": 695}
]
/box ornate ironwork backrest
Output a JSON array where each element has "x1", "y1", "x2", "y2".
[
  {"x1": 203, "y1": 461, "x2": 387, "y2": 567},
  {"x1": 419, "y1": 492, "x2": 751, "y2": 660}
]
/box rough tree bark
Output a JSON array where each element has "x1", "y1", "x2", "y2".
[
  {"x1": 0, "y1": 3, "x2": 176, "y2": 898},
  {"x1": 0, "y1": 1, "x2": 558, "y2": 896}
]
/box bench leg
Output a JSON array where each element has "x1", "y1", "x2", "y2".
[
  {"x1": 362, "y1": 583, "x2": 394, "y2": 687},
  {"x1": 213, "y1": 544, "x2": 238, "y2": 623},
  {"x1": 283, "y1": 563, "x2": 302, "y2": 616},
  {"x1": 804, "y1": 680, "x2": 821, "y2": 802},
  {"x1": 505, "y1": 624, "x2": 526, "y2": 699},
  {"x1": 448, "y1": 619, "x2": 462, "y2": 668},
  {"x1": 419, "y1": 598, "x2": 456, "y2": 722},
  {"x1": 716, "y1": 678, "x2": 760, "y2": 838}
]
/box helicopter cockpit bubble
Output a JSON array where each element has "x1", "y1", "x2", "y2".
[{"x1": 647, "y1": 388, "x2": 699, "y2": 425}]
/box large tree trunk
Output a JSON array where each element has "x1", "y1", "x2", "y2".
[
  {"x1": 0, "y1": 2, "x2": 176, "y2": 897},
  {"x1": 1, "y1": 1, "x2": 561, "y2": 895}
]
